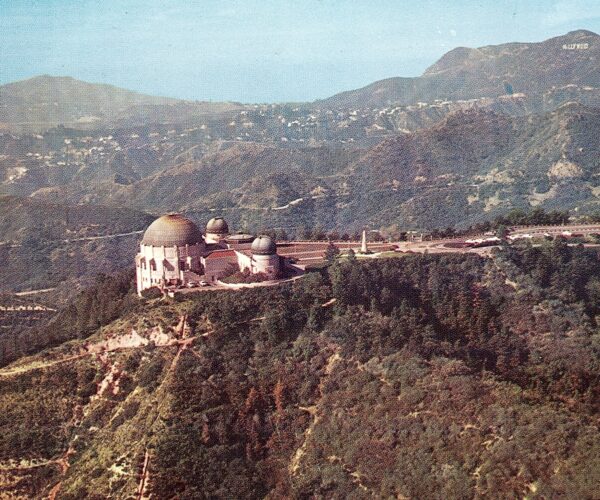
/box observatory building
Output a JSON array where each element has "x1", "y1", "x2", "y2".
[
  {"x1": 135, "y1": 214, "x2": 282, "y2": 295},
  {"x1": 135, "y1": 214, "x2": 205, "y2": 292}
]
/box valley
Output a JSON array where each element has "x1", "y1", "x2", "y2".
[{"x1": 4, "y1": 102, "x2": 600, "y2": 241}]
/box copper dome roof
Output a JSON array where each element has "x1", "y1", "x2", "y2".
[
  {"x1": 142, "y1": 214, "x2": 204, "y2": 247},
  {"x1": 251, "y1": 235, "x2": 277, "y2": 255},
  {"x1": 206, "y1": 217, "x2": 229, "y2": 234}
]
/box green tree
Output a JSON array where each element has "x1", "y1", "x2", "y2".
[
  {"x1": 347, "y1": 248, "x2": 357, "y2": 262},
  {"x1": 324, "y1": 242, "x2": 340, "y2": 263}
]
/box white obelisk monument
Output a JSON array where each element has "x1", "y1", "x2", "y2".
[{"x1": 360, "y1": 230, "x2": 368, "y2": 254}]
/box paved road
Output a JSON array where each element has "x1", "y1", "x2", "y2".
[
  {"x1": 394, "y1": 240, "x2": 495, "y2": 255},
  {"x1": 1, "y1": 230, "x2": 144, "y2": 249},
  {"x1": 61, "y1": 230, "x2": 144, "y2": 243},
  {"x1": 390, "y1": 223, "x2": 600, "y2": 256},
  {"x1": 510, "y1": 224, "x2": 600, "y2": 235}
]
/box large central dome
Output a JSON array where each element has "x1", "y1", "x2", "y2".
[{"x1": 142, "y1": 214, "x2": 204, "y2": 247}]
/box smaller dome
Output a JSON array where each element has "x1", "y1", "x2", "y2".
[
  {"x1": 251, "y1": 235, "x2": 277, "y2": 255},
  {"x1": 225, "y1": 233, "x2": 255, "y2": 244},
  {"x1": 206, "y1": 217, "x2": 229, "y2": 235}
]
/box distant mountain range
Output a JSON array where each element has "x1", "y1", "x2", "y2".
[
  {"x1": 0, "y1": 75, "x2": 243, "y2": 132},
  {"x1": 119, "y1": 103, "x2": 600, "y2": 229},
  {"x1": 1, "y1": 30, "x2": 599, "y2": 133}
]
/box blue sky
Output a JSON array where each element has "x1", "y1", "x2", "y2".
[{"x1": 1, "y1": 0, "x2": 600, "y2": 102}]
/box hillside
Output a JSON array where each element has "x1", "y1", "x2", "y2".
[
  {"x1": 0, "y1": 76, "x2": 175, "y2": 130},
  {"x1": 319, "y1": 30, "x2": 600, "y2": 109},
  {"x1": 24, "y1": 104, "x2": 600, "y2": 233},
  {"x1": 1, "y1": 248, "x2": 600, "y2": 498},
  {"x1": 0, "y1": 196, "x2": 153, "y2": 243},
  {"x1": 336, "y1": 103, "x2": 600, "y2": 229},
  {"x1": 0, "y1": 196, "x2": 153, "y2": 294},
  {"x1": 111, "y1": 142, "x2": 361, "y2": 212},
  {"x1": 0, "y1": 76, "x2": 243, "y2": 132}
]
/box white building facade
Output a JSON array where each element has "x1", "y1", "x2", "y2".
[
  {"x1": 135, "y1": 214, "x2": 282, "y2": 295},
  {"x1": 135, "y1": 214, "x2": 206, "y2": 294}
]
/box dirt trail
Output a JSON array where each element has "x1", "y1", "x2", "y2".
[
  {"x1": 46, "y1": 446, "x2": 75, "y2": 500},
  {"x1": 14, "y1": 288, "x2": 57, "y2": 296},
  {"x1": 129, "y1": 317, "x2": 194, "y2": 498},
  {"x1": 0, "y1": 319, "x2": 195, "y2": 379},
  {"x1": 327, "y1": 455, "x2": 374, "y2": 494},
  {"x1": 136, "y1": 449, "x2": 151, "y2": 500},
  {"x1": 0, "y1": 458, "x2": 62, "y2": 472},
  {"x1": 0, "y1": 354, "x2": 89, "y2": 378},
  {"x1": 128, "y1": 340, "x2": 189, "y2": 498},
  {"x1": 290, "y1": 349, "x2": 341, "y2": 475}
]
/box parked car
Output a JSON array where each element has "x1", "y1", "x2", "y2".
[
  {"x1": 187, "y1": 281, "x2": 198, "y2": 288},
  {"x1": 200, "y1": 280, "x2": 209, "y2": 286}
]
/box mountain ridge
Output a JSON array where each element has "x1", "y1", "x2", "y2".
[
  {"x1": 319, "y1": 29, "x2": 600, "y2": 108},
  {"x1": 0, "y1": 75, "x2": 244, "y2": 132}
]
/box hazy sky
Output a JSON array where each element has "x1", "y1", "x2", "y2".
[{"x1": 1, "y1": 0, "x2": 600, "y2": 102}]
